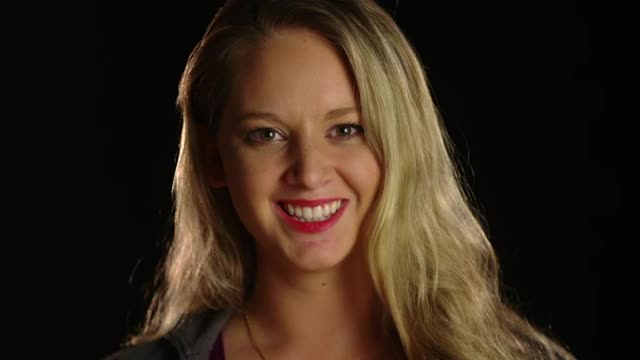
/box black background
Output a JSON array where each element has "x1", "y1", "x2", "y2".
[{"x1": 9, "y1": 1, "x2": 632, "y2": 359}]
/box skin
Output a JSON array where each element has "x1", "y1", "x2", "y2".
[{"x1": 207, "y1": 28, "x2": 390, "y2": 359}]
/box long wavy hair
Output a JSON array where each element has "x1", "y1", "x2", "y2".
[{"x1": 130, "y1": 1, "x2": 574, "y2": 359}]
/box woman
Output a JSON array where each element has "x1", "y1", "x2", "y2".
[{"x1": 107, "y1": 0, "x2": 574, "y2": 359}]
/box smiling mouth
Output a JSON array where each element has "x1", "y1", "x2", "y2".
[{"x1": 277, "y1": 200, "x2": 344, "y2": 222}]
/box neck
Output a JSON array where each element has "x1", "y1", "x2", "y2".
[{"x1": 244, "y1": 246, "x2": 386, "y2": 357}]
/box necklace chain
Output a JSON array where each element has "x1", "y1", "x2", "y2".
[{"x1": 243, "y1": 311, "x2": 267, "y2": 360}]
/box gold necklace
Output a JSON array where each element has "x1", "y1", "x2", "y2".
[{"x1": 243, "y1": 311, "x2": 267, "y2": 360}]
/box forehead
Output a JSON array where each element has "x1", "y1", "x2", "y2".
[{"x1": 225, "y1": 28, "x2": 358, "y2": 120}]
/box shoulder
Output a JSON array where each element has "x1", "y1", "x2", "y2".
[
  {"x1": 103, "y1": 338, "x2": 178, "y2": 360},
  {"x1": 103, "y1": 308, "x2": 235, "y2": 360}
]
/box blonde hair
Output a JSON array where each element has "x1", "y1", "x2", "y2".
[{"x1": 131, "y1": 1, "x2": 574, "y2": 359}]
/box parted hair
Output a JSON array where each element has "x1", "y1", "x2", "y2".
[{"x1": 130, "y1": 1, "x2": 574, "y2": 359}]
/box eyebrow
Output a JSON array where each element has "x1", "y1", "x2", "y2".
[{"x1": 237, "y1": 106, "x2": 358, "y2": 123}]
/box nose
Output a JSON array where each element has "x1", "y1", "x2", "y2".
[{"x1": 284, "y1": 136, "x2": 332, "y2": 189}]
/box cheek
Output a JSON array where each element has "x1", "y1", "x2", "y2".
[
  {"x1": 222, "y1": 152, "x2": 277, "y2": 233},
  {"x1": 223, "y1": 148, "x2": 281, "y2": 200},
  {"x1": 340, "y1": 149, "x2": 381, "y2": 199}
]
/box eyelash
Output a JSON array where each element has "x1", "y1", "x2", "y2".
[{"x1": 245, "y1": 123, "x2": 364, "y2": 144}]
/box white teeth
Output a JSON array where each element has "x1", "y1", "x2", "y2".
[
  {"x1": 303, "y1": 207, "x2": 313, "y2": 219},
  {"x1": 312, "y1": 206, "x2": 323, "y2": 220},
  {"x1": 281, "y1": 200, "x2": 343, "y2": 222}
]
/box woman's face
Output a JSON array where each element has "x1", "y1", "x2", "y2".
[{"x1": 211, "y1": 28, "x2": 381, "y2": 272}]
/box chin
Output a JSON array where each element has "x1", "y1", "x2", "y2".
[
  {"x1": 284, "y1": 238, "x2": 358, "y2": 273},
  {"x1": 290, "y1": 256, "x2": 345, "y2": 273}
]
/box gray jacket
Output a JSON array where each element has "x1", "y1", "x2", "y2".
[{"x1": 104, "y1": 309, "x2": 234, "y2": 360}]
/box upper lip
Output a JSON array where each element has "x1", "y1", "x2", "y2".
[{"x1": 277, "y1": 198, "x2": 345, "y2": 207}]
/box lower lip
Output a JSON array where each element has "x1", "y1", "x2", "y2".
[{"x1": 274, "y1": 201, "x2": 348, "y2": 234}]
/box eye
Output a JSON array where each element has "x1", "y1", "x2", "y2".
[
  {"x1": 329, "y1": 123, "x2": 364, "y2": 139},
  {"x1": 245, "y1": 127, "x2": 286, "y2": 144}
]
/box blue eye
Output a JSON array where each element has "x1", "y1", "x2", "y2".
[
  {"x1": 246, "y1": 127, "x2": 285, "y2": 144},
  {"x1": 330, "y1": 123, "x2": 364, "y2": 138}
]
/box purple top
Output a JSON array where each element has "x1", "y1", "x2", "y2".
[{"x1": 209, "y1": 333, "x2": 226, "y2": 360}]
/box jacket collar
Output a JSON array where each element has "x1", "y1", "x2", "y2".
[{"x1": 166, "y1": 309, "x2": 235, "y2": 360}]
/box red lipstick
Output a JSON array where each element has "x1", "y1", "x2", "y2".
[{"x1": 277, "y1": 198, "x2": 343, "y2": 207}]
